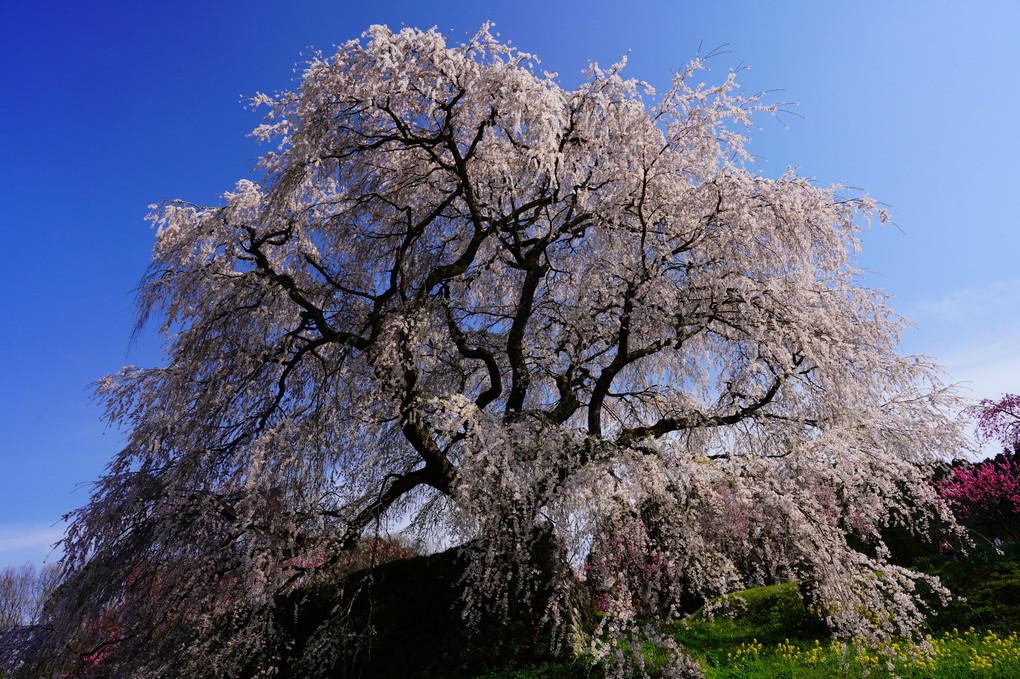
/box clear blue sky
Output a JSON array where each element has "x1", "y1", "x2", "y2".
[{"x1": 1, "y1": 0, "x2": 1017, "y2": 568}]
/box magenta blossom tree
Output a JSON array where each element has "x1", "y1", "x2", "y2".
[
  {"x1": 8, "y1": 25, "x2": 967, "y2": 679},
  {"x1": 936, "y1": 394, "x2": 1020, "y2": 542},
  {"x1": 937, "y1": 460, "x2": 1020, "y2": 541}
]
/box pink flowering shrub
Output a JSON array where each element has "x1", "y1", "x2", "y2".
[
  {"x1": 937, "y1": 460, "x2": 1020, "y2": 541},
  {"x1": 585, "y1": 521, "x2": 671, "y2": 616},
  {"x1": 938, "y1": 461, "x2": 1020, "y2": 517},
  {"x1": 934, "y1": 393, "x2": 1020, "y2": 542}
]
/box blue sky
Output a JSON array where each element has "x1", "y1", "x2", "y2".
[{"x1": 1, "y1": 0, "x2": 1017, "y2": 569}]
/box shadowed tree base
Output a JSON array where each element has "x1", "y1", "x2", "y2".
[{"x1": 268, "y1": 542, "x2": 592, "y2": 678}]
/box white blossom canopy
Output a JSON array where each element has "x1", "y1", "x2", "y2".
[{"x1": 24, "y1": 25, "x2": 964, "y2": 678}]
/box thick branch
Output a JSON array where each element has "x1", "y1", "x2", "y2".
[
  {"x1": 242, "y1": 229, "x2": 368, "y2": 351},
  {"x1": 505, "y1": 252, "x2": 548, "y2": 414},
  {"x1": 615, "y1": 374, "x2": 784, "y2": 447},
  {"x1": 588, "y1": 284, "x2": 637, "y2": 437},
  {"x1": 443, "y1": 306, "x2": 503, "y2": 410}
]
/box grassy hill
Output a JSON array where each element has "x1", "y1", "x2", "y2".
[
  {"x1": 467, "y1": 542, "x2": 1020, "y2": 678},
  {"x1": 913, "y1": 542, "x2": 1020, "y2": 637}
]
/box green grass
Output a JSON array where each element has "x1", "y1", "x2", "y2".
[
  {"x1": 464, "y1": 543, "x2": 1020, "y2": 678},
  {"x1": 916, "y1": 542, "x2": 1020, "y2": 637},
  {"x1": 700, "y1": 629, "x2": 1020, "y2": 678}
]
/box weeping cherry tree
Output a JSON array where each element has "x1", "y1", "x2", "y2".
[{"x1": 16, "y1": 24, "x2": 965, "y2": 678}]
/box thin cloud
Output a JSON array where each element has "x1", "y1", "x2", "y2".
[
  {"x1": 0, "y1": 524, "x2": 64, "y2": 567},
  {"x1": 939, "y1": 334, "x2": 1020, "y2": 403},
  {"x1": 912, "y1": 279, "x2": 1020, "y2": 324},
  {"x1": 905, "y1": 278, "x2": 1020, "y2": 400}
]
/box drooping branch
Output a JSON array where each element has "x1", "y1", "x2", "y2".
[
  {"x1": 400, "y1": 415, "x2": 456, "y2": 494},
  {"x1": 310, "y1": 466, "x2": 436, "y2": 577}
]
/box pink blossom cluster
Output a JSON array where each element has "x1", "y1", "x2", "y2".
[
  {"x1": 937, "y1": 459, "x2": 1020, "y2": 517},
  {"x1": 583, "y1": 519, "x2": 687, "y2": 619},
  {"x1": 59, "y1": 614, "x2": 120, "y2": 677}
]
